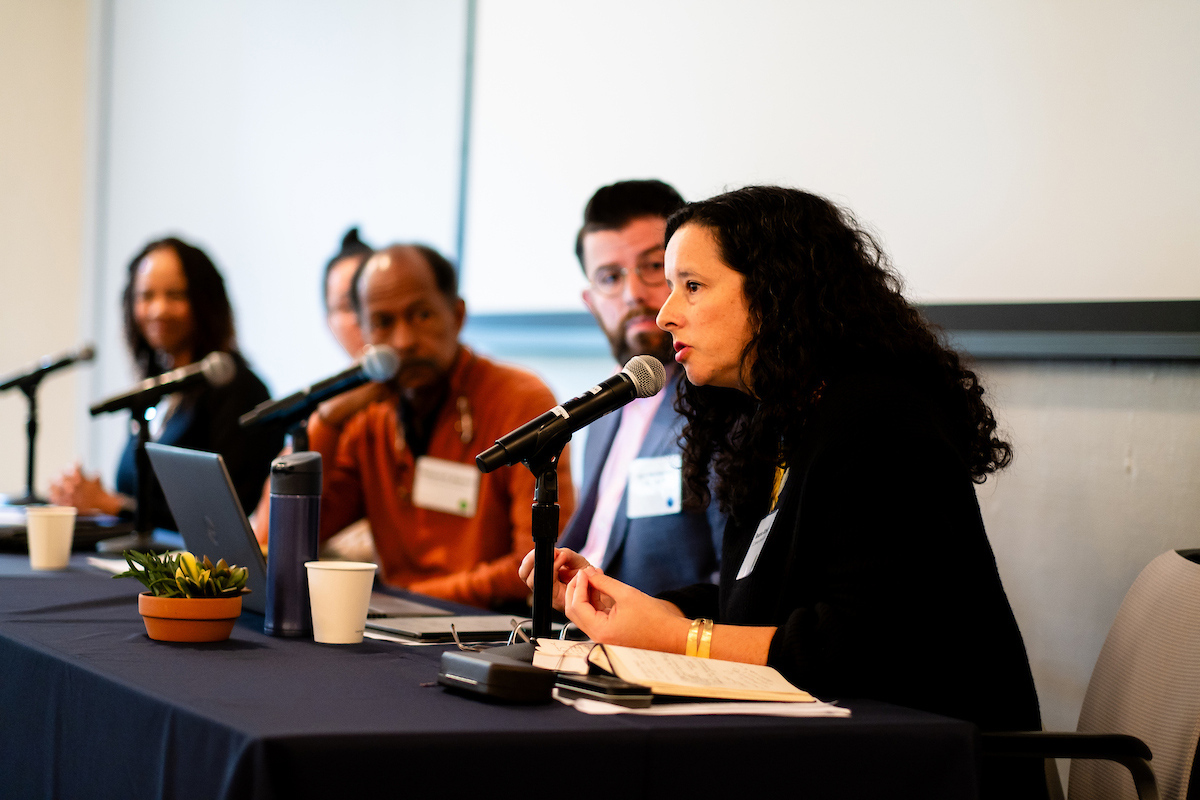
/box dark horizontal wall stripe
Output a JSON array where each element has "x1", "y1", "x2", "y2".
[
  {"x1": 944, "y1": 331, "x2": 1200, "y2": 361},
  {"x1": 464, "y1": 301, "x2": 1200, "y2": 361},
  {"x1": 920, "y1": 300, "x2": 1200, "y2": 333}
]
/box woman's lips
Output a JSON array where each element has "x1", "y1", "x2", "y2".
[{"x1": 673, "y1": 341, "x2": 691, "y2": 363}]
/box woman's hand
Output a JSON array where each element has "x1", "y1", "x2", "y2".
[
  {"x1": 48, "y1": 464, "x2": 124, "y2": 516},
  {"x1": 518, "y1": 547, "x2": 592, "y2": 612},
  {"x1": 564, "y1": 567, "x2": 690, "y2": 654}
]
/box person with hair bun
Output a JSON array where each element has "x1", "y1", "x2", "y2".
[
  {"x1": 522, "y1": 186, "x2": 1044, "y2": 799},
  {"x1": 250, "y1": 227, "x2": 385, "y2": 557},
  {"x1": 50, "y1": 237, "x2": 282, "y2": 531}
]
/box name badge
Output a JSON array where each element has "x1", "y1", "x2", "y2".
[
  {"x1": 626, "y1": 454, "x2": 683, "y2": 519},
  {"x1": 412, "y1": 456, "x2": 480, "y2": 517},
  {"x1": 736, "y1": 510, "x2": 778, "y2": 580}
]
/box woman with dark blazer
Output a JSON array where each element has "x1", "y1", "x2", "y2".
[
  {"x1": 522, "y1": 186, "x2": 1045, "y2": 799},
  {"x1": 50, "y1": 237, "x2": 281, "y2": 531}
]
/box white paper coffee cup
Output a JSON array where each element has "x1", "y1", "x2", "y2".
[
  {"x1": 26, "y1": 506, "x2": 77, "y2": 570},
  {"x1": 305, "y1": 561, "x2": 377, "y2": 644}
]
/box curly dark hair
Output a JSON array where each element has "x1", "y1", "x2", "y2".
[
  {"x1": 667, "y1": 186, "x2": 1011, "y2": 524},
  {"x1": 121, "y1": 237, "x2": 237, "y2": 378}
]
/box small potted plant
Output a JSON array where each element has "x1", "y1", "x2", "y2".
[{"x1": 114, "y1": 550, "x2": 251, "y2": 642}]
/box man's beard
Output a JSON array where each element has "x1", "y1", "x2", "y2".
[
  {"x1": 604, "y1": 308, "x2": 675, "y2": 368},
  {"x1": 390, "y1": 357, "x2": 448, "y2": 395}
]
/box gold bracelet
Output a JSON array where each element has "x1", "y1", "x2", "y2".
[
  {"x1": 697, "y1": 618, "x2": 713, "y2": 659},
  {"x1": 685, "y1": 618, "x2": 703, "y2": 657}
]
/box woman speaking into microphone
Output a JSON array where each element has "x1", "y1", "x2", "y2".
[
  {"x1": 521, "y1": 186, "x2": 1044, "y2": 799},
  {"x1": 50, "y1": 237, "x2": 281, "y2": 531}
]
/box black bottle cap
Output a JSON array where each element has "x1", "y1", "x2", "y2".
[{"x1": 270, "y1": 451, "x2": 322, "y2": 496}]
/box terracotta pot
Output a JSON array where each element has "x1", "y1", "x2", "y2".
[{"x1": 138, "y1": 593, "x2": 242, "y2": 642}]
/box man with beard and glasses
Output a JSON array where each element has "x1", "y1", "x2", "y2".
[
  {"x1": 310, "y1": 243, "x2": 575, "y2": 610},
  {"x1": 553, "y1": 180, "x2": 724, "y2": 595}
]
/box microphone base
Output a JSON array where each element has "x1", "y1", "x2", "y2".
[
  {"x1": 3, "y1": 492, "x2": 50, "y2": 506},
  {"x1": 95, "y1": 530, "x2": 176, "y2": 555}
]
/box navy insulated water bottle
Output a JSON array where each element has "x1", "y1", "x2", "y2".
[{"x1": 264, "y1": 451, "x2": 321, "y2": 636}]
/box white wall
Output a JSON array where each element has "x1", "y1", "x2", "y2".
[
  {"x1": 976, "y1": 361, "x2": 1200, "y2": 736},
  {"x1": 88, "y1": 0, "x2": 468, "y2": 477},
  {"x1": 0, "y1": 0, "x2": 90, "y2": 499},
  {"x1": 463, "y1": 0, "x2": 1200, "y2": 311}
]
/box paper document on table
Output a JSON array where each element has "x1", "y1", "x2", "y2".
[
  {"x1": 533, "y1": 639, "x2": 815, "y2": 703},
  {"x1": 86, "y1": 556, "x2": 129, "y2": 575},
  {"x1": 553, "y1": 691, "x2": 850, "y2": 717}
]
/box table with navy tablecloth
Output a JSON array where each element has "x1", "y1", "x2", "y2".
[{"x1": 0, "y1": 555, "x2": 981, "y2": 800}]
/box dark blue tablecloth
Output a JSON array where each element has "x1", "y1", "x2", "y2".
[{"x1": 0, "y1": 555, "x2": 980, "y2": 800}]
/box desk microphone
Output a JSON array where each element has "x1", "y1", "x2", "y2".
[
  {"x1": 238, "y1": 344, "x2": 399, "y2": 429},
  {"x1": 0, "y1": 344, "x2": 95, "y2": 393},
  {"x1": 90, "y1": 351, "x2": 236, "y2": 416},
  {"x1": 476, "y1": 355, "x2": 666, "y2": 473}
]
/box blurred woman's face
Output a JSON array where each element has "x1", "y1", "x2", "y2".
[
  {"x1": 133, "y1": 247, "x2": 194, "y2": 363},
  {"x1": 325, "y1": 256, "x2": 366, "y2": 357},
  {"x1": 657, "y1": 223, "x2": 755, "y2": 392}
]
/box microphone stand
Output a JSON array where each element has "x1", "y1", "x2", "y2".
[
  {"x1": 97, "y1": 403, "x2": 169, "y2": 553},
  {"x1": 527, "y1": 444, "x2": 565, "y2": 641},
  {"x1": 6, "y1": 378, "x2": 48, "y2": 505},
  {"x1": 477, "y1": 439, "x2": 566, "y2": 665},
  {"x1": 288, "y1": 420, "x2": 309, "y2": 453}
]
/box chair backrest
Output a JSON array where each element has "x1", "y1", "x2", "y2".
[{"x1": 1069, "y1": 549, "x2": 1200, "y2": 800}]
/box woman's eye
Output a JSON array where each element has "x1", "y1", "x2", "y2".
[{"x1": 686, "y1": 281, "x2": 701, "y2": 293}]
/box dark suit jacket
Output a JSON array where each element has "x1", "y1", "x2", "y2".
[
  {"x1": 558, "y1": 373, "x2": 723, "y2": 596},
  {"x1": 115, "y1": 353, "x2": 281, "y2": 532}
]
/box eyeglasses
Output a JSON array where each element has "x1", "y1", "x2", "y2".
[{"x1": 588, "y1": 261, "x2": 666, "y2": 297}]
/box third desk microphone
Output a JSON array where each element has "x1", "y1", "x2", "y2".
[{"x1": 239, "y1": 344, "x2": 399, "y2": 429}]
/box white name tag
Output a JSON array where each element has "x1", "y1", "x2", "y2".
[
  {"x1": 626, "y1": 454, "x2": 683, "y2": 519},
  {"x1": 412, "y1": 456, "x2": 480, "y2": 517},
  {"x1": 736, "y1": 510, "x2": 778, "y2": 580}
]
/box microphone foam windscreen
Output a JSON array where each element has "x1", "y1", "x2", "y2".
[
  {"x1": 200, "y1": 351, "x2": 237, "y2": 387},
  {"x1": 360, "y1": 345, "x2": 400, "y2": 381},
  {"x1": 622, "y1": 355, "x2": 667, "y2": 398}
]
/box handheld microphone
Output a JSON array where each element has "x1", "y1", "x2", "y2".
[
  {"x1": 476, "y1": 355, "x2": 666, "y2": 473},
  {"x1": 238, "y1": 344, "x2": 400, "y2": 429},
  {"x1": 90, "y1": 351, "x2": 237, "y2": 416},
  {"x1": 0, "y1": 344, "x2": 95, "y2": 392}
]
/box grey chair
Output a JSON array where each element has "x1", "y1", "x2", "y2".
[{"x1": 985, "y1": 548, "x2": 1200, "y2": 800}]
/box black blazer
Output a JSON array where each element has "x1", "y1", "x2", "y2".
[
  {"x1": 661, "y1": 371, "x2": 1045, "y2": 799},
  {"x1": 115, "y1": 353, "x2": 281, "y2": 532}
]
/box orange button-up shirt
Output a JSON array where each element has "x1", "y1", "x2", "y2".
[{"x1": 309, "y1": 348, "x2": 574, "y2": 608}]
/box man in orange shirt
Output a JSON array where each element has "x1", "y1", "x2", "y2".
[{"x1": 310, "y1": 244, "x2": 574, "y2": 610}]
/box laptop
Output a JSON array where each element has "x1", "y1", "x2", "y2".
[
  {"x1": 144, "y1": 443, "x2": 451, "y2": 618},
  {"x1": 366, "y1": 615, "x2": 527, "y2": 643}
]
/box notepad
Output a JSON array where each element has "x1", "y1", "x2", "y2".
[{"x1": 533, "y1": 639, "x2": 816, "y2": 703}]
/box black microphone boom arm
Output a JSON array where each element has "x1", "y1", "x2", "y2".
[{"x1": 475, "y1": 377, "x2": 636, "y2": 473}]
